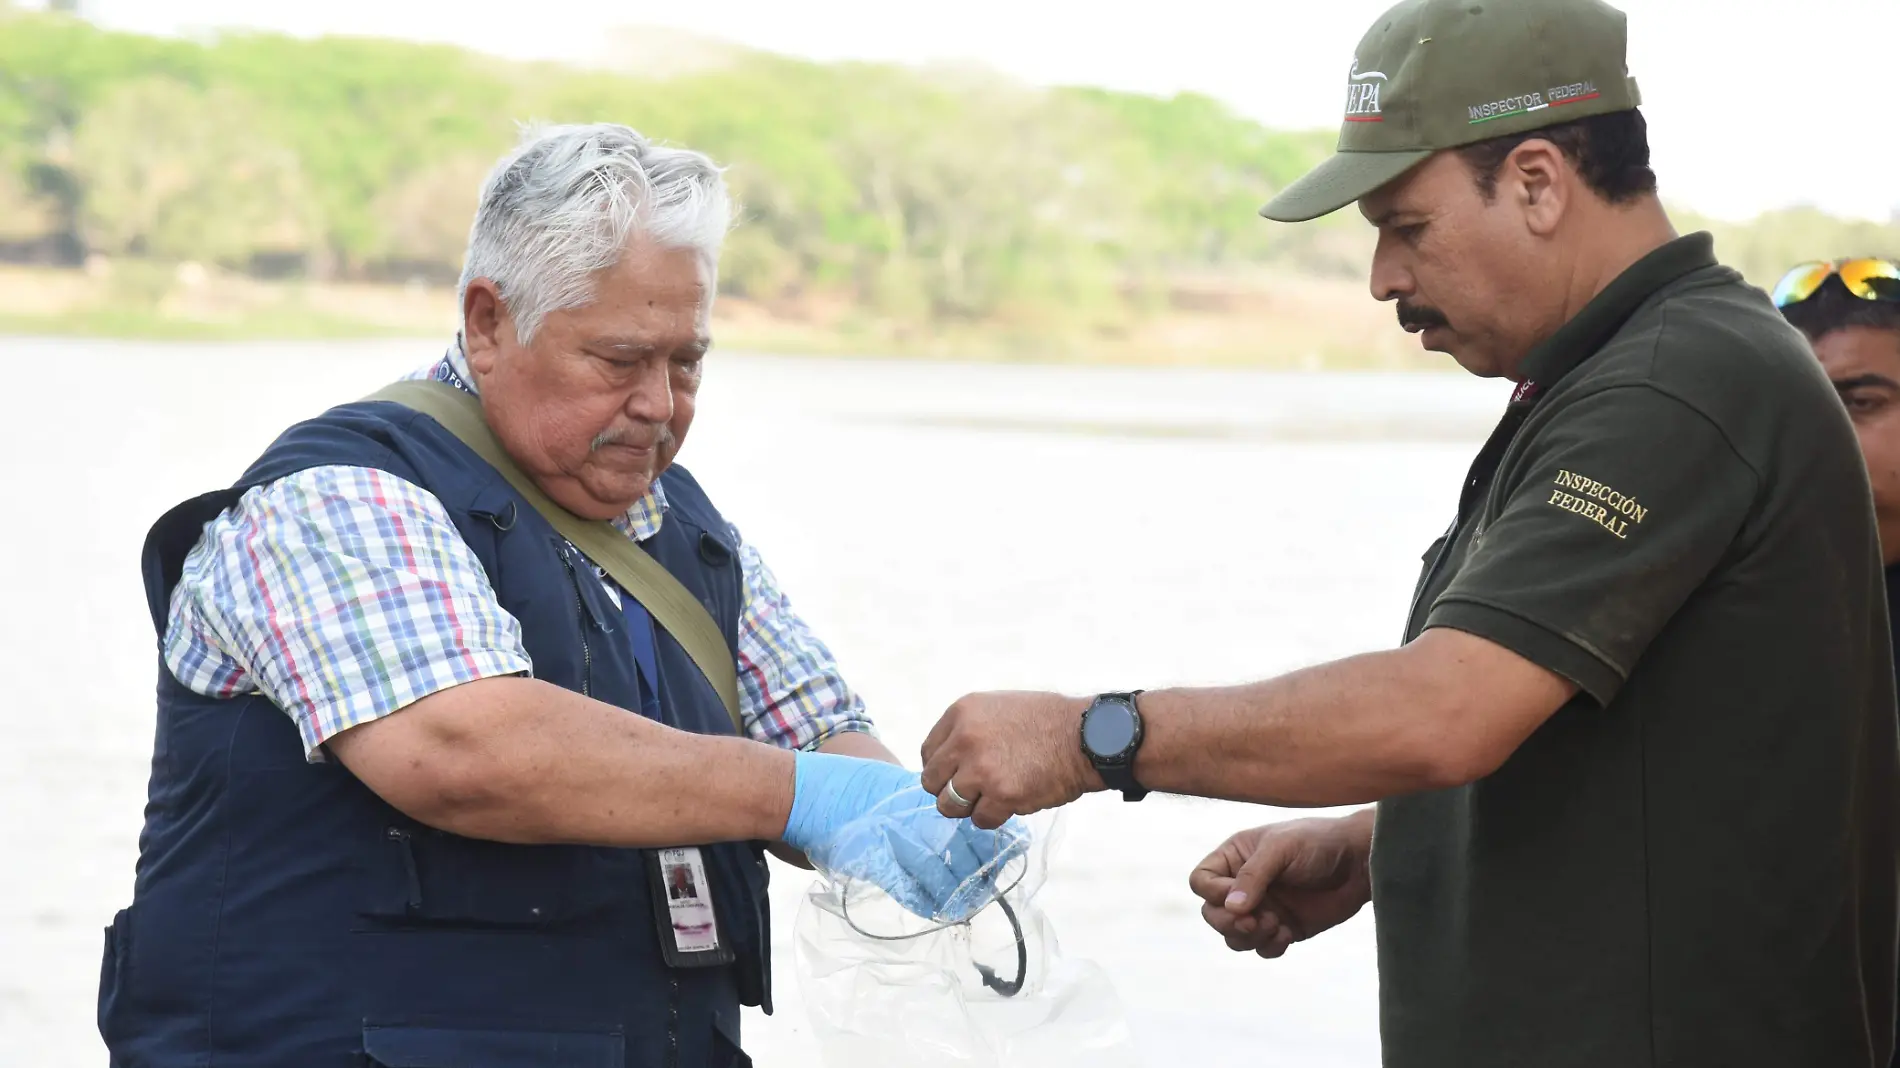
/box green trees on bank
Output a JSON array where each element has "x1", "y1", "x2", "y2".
[
  {"x1": 0, "y1": 8, "x2": 1347, "y2": 334},
  {"x1": 0, "y1": 4, "x2": 1892, "y2": 340}
]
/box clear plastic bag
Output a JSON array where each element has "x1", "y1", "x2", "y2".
[{"x1": 793, "y1": 792, "x2": 1143, "y2": 1068}]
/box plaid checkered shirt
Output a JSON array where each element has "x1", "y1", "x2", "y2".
[{"x1": 162, "y1": 339, "x2": 877, "y2": 761}]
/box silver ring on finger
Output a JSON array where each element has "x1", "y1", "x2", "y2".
[{"x1": 942, "y1": 779, "x2": 975, "y2": 812}]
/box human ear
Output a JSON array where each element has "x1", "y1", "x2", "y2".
[
  {"x1": 1508, "y1": 140, "x2": 1568, "y2": 237},
  {"x1": 462, "y1": 278, "x2": 509, "y2": 375}
]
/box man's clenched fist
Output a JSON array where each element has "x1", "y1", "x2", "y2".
[{"x1": 1188, "y1": 810, "x2": 1376, "y2": 958}]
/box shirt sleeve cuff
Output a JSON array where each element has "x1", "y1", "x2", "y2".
[
  {"x1": 1424, "y1": 598, "x2": 1627, "y2": 706},
  {"x1": 803, "y1": 721, "x2": 881, "y2": 751}
]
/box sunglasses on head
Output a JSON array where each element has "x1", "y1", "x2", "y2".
[{"x1": 1771, "y1": 257, "x2": 1900, "y2": 308}]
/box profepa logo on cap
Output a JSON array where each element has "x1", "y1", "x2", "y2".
[
  {"x1": 1270, "y1": 0, "x2": 1643, "y2": 223},
  {"x1": 1345, "y1": 61, "x2": 1388, "y2": 122}
]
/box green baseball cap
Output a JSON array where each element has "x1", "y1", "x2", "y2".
[{"x1": 1261, "y1": 0, "x2": 1643, "y2": 223}]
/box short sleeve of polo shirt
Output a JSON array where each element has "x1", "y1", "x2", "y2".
[{"x1": 1424, "y1": 384, "x2": 1758, "y2": 705}]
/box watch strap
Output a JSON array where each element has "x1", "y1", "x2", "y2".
[
  {"x1": 1097, "y1": 759, "x2": 1149, "y2": 802},
  {"x1": 1086, "y1": 690, "x2": 1149, "y2": 802}
]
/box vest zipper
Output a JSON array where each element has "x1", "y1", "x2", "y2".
[
  {"x1": 558, "y1": 544, "x2": 594, "y2": 697},
  {"x1": 385, "y1": 827, "x2": 422, "y2": 911},
  {"x1": 666, "y1": 976, "x2": 681, "y2": 1068}
]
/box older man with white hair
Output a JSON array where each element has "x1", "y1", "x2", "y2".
[{"x1": 96, "y1": 123, "x2": 1013, "y2": 1068}]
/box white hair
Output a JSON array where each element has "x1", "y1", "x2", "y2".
[{"x1": 457, "y1": 121, "x2": 732, "y2": 344}]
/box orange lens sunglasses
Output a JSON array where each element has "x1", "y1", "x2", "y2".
[{"x1": 1771, "y1": 257, "x2": 1900, "y2": 308}]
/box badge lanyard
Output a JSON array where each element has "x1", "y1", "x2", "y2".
[
  {"x1": 618, "y1": 581, "x2": 735, "y2": 968},
  {"x1": 618, "y1": 589, "x2": 664, "y2": 724}
]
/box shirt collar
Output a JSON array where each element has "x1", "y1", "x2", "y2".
[
  {"x1": 1517, "y1": 231, "x2": 1720, "y2": 391},
  {"x1": 427, "y1": 334, "x2": 668, "y2": 542}
]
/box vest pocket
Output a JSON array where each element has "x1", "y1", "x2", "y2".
[
  {"x1": 362, "y1": 1022, "x2": 624, "y2": 1067},
  {"x1": 96, "y1": 906, "x2": 130, "y2": 1043},
  {"x1": 364, "y1": 822, "x2": 638, "y2": 928}
]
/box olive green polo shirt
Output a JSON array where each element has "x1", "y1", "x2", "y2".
[{"x1": 1374, "y1": 233, "x2": 1900, "y2": 1068}]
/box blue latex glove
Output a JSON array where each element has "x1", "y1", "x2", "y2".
[{"x1": 782, "y1": 752, "x2": 1029, "y2": 922}]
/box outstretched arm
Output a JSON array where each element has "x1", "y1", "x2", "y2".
[
  {"x1": 327, "y1": 675, "x2": 797, "y2": 845},
  {"x1": 919, "y1": 627, "x2": 1576, "y2": 826},
  {"x1": 922, "y1": 386, "x2": 1758, "y2": 826},
  {"x1": 1127, "y1": 627, "x2": 1577, "y2": 807},
  {"x1": 167, "y1": 465, "x2": 892, "y2": 848}
]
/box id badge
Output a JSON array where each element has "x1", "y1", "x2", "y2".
[{"x1": 646, "y1": 847, "x2": 734, "y2": 969}]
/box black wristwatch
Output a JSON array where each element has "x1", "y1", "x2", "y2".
[{"x1": 1079, "y1": 691, "x2": 1148, "y2": 801}]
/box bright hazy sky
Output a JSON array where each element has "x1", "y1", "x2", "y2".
[{"x1": 43, "y1": 0, "x2": 1900, "y2": 224}]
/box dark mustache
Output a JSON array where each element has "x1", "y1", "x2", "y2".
[{"x1": 1397, "y1": 301, "x2": 1449, "y2": 332}]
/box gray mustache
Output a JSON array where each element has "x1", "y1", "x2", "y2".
[{"x1": 590, "y1": 424, "x2": 676, "y2": 453}]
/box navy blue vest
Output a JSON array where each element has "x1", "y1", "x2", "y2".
[{"x1": 98, "y1": 399, "x2": 771, "y2": 1068}]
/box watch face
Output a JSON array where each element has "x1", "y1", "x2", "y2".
[{"x1": 1083, "y1": 700, "x2": 1137, "y2": 757}]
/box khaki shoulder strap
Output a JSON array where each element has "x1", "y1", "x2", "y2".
[{"x1": 362, "y1": 379, "x2": 744, "y2": 733}]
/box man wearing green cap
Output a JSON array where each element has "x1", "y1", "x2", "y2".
[{"x1": 915, "y1": 0, "x2": 1900, "y2": 1065}]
